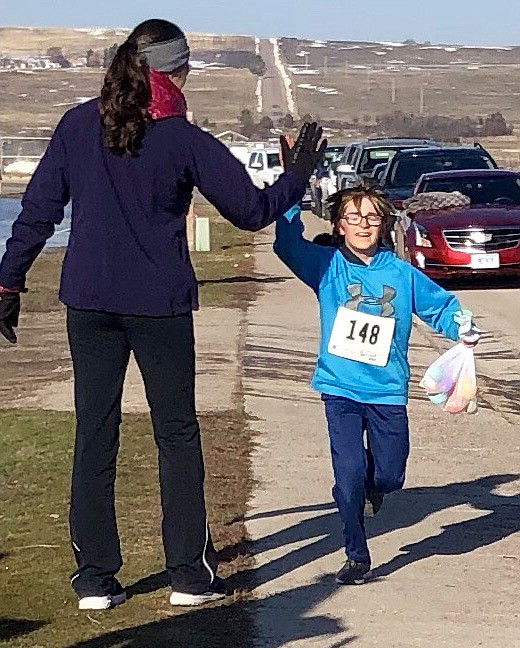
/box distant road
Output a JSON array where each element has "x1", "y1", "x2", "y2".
[{"x1": 258, "y1": 39, "x2": 290, "y2": 119}]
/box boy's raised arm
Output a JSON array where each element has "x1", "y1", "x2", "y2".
[{"x1": 274, "y1": 205, "x2": 333, "y2": 292}]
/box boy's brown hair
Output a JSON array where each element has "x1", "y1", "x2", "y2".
[{"x1": 327, "y1": 178, "x2": 396, "y2": 250}]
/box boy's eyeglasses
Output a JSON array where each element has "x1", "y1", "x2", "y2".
[{"x1": 342, "y1": 213, "x2": 383, "y2": 226}]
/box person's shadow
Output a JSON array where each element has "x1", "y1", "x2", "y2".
[
  {"x1": 66, "y1": 576, "x2": 358, "y2": 648},
  {"x1": 0, "y1": 553, "x2": 48, "y2": 642},
  {"x1": 245, "y1": 474, "x2": 520, "y2": 588},
  {"x1": 63, "y1": 474, "x2": 519, "y2": 648}
]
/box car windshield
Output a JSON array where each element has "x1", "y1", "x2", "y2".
[
  {"x1": 390, "y1": 154, "x2": 495, "y2": 188},
  {"x1": 322, "y1": 147, "x2": 345, "y2": 171},
  {"x1": 267, "y1": 153, "x2": 282, "y2": 168},
  {"x1": 359, "y1": 148, "x2": 400, "y2": 174},
  {"x1": 422, "y1": 176, "x2": 520, "y2": 205}
]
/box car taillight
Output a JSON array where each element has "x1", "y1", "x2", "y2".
[{"x1": 415, "y1": 224, "x2": 433, "y2": 248}]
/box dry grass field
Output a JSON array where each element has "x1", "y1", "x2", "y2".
[
  {"x1": 3, "y1": 29, "x2": 520, "y2": 168},
  {"x1": 0, "y1": 27, "x2": 254, "y2": 57},
  {"x1": 0, "y1": 27, "x2": 258, "y2": 137},
  {"x1": 0, "y1": 67, "x2": 257, "y2": 136},
  {"x1": 279, "y1": 38, "x2": 520, "y2": 167}
]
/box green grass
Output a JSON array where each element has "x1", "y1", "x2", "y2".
[
  {"x1": 0, "y1": 200, "x2": 260, "y2": 646},
  {"x1": 0, "y1": 406, "x2": 255, "y2": 647}
]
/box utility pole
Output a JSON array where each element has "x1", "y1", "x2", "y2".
[
  {"x1": 324, "y1": 55, "x2": 328, "y2": 77},
  {"x1": 419, "y1": 83, "x2": 425, "y2": 114},
  {"x1": 391, "y1": 77, "x2": 396, "y2": 104}
]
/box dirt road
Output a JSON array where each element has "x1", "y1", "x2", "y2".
[{"x1": 258, "y1": 39, "x2": 290, "y2": 118}]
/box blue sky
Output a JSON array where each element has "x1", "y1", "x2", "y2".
[{"x1": 2, "y1": 0, "x2": 520, "y2": 46}]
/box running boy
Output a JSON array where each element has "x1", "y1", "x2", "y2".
[{"x1": 273, "y1": 178, "x2": 480, "y2": 585}]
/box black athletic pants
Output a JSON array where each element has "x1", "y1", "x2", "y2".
[{"x1": 67, "y1": 307, "x2": 217, "y2": 597}]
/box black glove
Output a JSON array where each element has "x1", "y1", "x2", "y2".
[
  {"x1": 280, "y1": 122, "x2": 327, "y2": 184},
  {"x1": 0, "y1": 292, "x2": 21, "y2": 344}
]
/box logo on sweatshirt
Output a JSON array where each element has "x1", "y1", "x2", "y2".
[{"x1": 345, "y1": 284, "x2": 396, "y2": 317}]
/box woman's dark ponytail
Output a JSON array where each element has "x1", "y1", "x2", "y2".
[
  {"x1": 99, "y1": 19, "x2": 186, "y2": 156},
  {"x1": 99, "y1": 40, "x2": 150, "y2": 156}
]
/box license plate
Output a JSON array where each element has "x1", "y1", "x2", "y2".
[{"x1": 470, "y1": 253, "x2": 500, "y2": 269}]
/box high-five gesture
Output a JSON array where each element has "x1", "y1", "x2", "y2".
[{"x1": 280, "y1": 122, "x2": 327, "y2": 182}]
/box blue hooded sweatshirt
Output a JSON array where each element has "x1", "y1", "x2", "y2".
[{"x1": 274, "y1": 206, "x2": 461, "y2": 405}]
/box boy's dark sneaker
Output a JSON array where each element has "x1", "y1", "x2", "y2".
[
  {"x1": 364, "y1": 490, "x2": 384, "y2": 517},
  {"x1": 336, "y1": 559, "x2": 372, "y2": 585},
  {"x1": 169, "y1": 576, "x2": 228, "y2": 606}
]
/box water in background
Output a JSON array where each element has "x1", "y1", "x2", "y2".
[{"x1": 0, "y1": 198, "x2": 71, "y2": 256}]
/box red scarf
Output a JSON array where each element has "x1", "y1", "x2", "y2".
[{"x1": 148, "y1": 69, "x2": 187, "y2": 120}]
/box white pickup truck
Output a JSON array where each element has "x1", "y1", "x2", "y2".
[{"x1": 245, "y1": 147, "x2": 284, "y2": 188}]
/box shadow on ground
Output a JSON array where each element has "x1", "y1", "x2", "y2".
[
  {"x1": 62, "y1": 474, "x2": 519, "y2": 648},
  {"x1": 247, "y1": 474, "x2": 520, "y2": 588}
]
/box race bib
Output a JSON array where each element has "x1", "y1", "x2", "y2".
[{"x1": 328, "y1": 307, "x2": 395, "y2": 367}]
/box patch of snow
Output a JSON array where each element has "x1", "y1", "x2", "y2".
[
  {"x1": 372, "y1": 51, "x2": 387, "y2": 56},
  {"x1": 377, "y1": 41, "x2": 406, "y2": 47},
  {"x1": 460, "y1": 45, "x2": 512, "y2": 50},
  {"x1": 289, "y1": 67, "x2": 320, "y2": 75},
  {"x1": 53, "y1": 96, "x2": 95, "y2": 107},
  {"x1": 4, "y1": 160, "x2": 38, "y2": 175}
]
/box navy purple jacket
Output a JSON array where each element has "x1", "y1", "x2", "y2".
[{"x1": 0, "y1": 100, "x2": 306, "y2": 315}]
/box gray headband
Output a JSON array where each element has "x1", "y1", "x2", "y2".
[{"x1": 138, "y1": 36, "x2": 190, "y2": 72}]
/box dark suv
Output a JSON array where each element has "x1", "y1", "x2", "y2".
[
  {"x1": 335, "y1": 138, "x2": 438, "y2": 191},
  {"x1": 380, "y1": 145, "x2": 498, "y2": 209}
]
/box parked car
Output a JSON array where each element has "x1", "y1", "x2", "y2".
[
  {"x1": 335, "y1": 138, "x2": 437, "y2": 191},
  {"x1": 309, "y1": 144, "x2": 346, "y2": 218},
  {"x1": 380, "y1": 145, "x2": 498, "y2": 210},
  {"x1": 246, "y1": 147, "x2": 284, "y2": 188},
  {"x1": 399, "y1": 169, "x2": 520, "y2": 279}
]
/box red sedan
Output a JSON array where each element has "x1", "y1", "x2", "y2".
[{"x1": 400, "y1": 169, "x2": 520, "y2": 279}]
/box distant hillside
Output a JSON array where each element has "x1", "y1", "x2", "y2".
[
  {"x1": 280, "y1": 37, "x2": 520, "y2": 70},
  {"x1": 0, "y1": 27, "x2": 255, "y2": 57}
]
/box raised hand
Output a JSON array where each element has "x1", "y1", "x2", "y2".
[{"x1": 279, "y1": 122, "x2": 327, "y2": 183}]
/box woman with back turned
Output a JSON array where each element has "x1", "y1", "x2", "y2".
[{"x1": 0, "y1": 19, "x2": 325, "y2": 610}]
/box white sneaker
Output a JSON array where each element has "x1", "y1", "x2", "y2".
[
  {"x1": 78, "y1": 591, "x2": 127, "y2": 610},
  {"x1": 169, "y1": 577, "x2": 227, "y2": 606}
]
